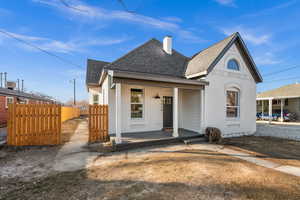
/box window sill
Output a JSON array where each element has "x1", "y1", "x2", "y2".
[
  {"x1": 225, "y1": 117, "x2": 240, "y2": 122},
  {"x1": 130, "y1": 119, "x2": 146, "y2": 124}
]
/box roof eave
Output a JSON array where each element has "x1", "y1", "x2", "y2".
[{"x1": 111, "y1": 70, "x2": 209, "y2": 86}]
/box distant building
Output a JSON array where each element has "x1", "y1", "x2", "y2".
[
  {"x1": 0, "y1": 87, "x2": 54, "y2": 125},
  {"x1": 257, "y1": 83, "x2": 300, "y2": 121}
]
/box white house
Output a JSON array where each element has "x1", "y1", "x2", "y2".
[{"x1": 86, "y1": 33, "x2": 262, "y2": 143}]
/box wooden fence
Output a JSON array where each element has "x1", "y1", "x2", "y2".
[
  {"x1": 61, "y1": 106, "x2": 80, "y2": 122},
  {"x1": 88, "y1": 105, "x2": 109, "y2": 143},
  {"x1": 7, "y1": 104, "x2": 61, "y2": 146}
]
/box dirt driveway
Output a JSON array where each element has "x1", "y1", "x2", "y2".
[{"x1": 1, "y1": 141, "x2": 300, "y2": 200}]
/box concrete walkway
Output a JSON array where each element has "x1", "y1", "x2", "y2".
[
  {"x1": 54, "y1": 120, "x2": 99, "y2": 172},
  {"x1": 53, "y1": 122, "x2": 300, "y2": 177}
]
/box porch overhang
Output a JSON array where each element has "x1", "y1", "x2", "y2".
[
  {"x1": 110, "y1": 70, "x2": 208, "y2": 90},
  {"x1": 257, "y1": 95, "x2": 300, "y2": 100}
]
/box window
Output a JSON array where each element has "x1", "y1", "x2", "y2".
[
  {"x1": 130, "y1": 88, "x2": 144, "y2": 119},
  {"x1": 6, "y1": 96, "x2": 14, "y2": 108},
  {"x1": 227, "y1": 59, "x2": 240, "y2": 71},
  {"x1": 93, "y1": 94, "x2": 99, "y2": 105},
  {"x1": 226, "y1": 90, "x2": 240, "y2": 118}
]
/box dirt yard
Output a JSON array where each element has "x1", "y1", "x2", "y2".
[
  {"x1": 1, "y1": 144, "x2": 300, "y2": 200},
  {"x1": 223, "y1": 136, "x2": 300, "y2": 167},
  {"x1": 0, "y1": 118, "x2": 83, "y2": 181}
]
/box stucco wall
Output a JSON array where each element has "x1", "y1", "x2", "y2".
[
  {"x1": 204, "y1": 42, "x2": 257, "y2": 137},
  {"x1": 88, "y1": 87, "x2": 101, "y2": 105},
  {"x1": 180, "y1": 89, "x2": 201, "y2": 132}
]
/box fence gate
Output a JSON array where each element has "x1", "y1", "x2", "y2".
[
  {"x1": 88, "y1": 105, "x2": 109, "y2": 143},
  {"x1": 7, "y1": 104, "x2": 61, "y2": 146}
]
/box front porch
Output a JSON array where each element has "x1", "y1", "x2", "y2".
[
  {"x1": 112, "y1": 73, "x2": 208, "y2": 144},
  {"x1": 116, "y1": 129, "x2": 201, "y2": 143}
]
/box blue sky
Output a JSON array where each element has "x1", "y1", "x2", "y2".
[{"x1": 1, "y1": 0, "x2": 300, "y2": 102}]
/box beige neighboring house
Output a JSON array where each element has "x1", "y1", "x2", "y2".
[
  {"x1": 86, "y1": 32, "x2": 262, "y2": 144},
  {"x1": 257, "y1": 83, "x2": 300, "y2": 121}
]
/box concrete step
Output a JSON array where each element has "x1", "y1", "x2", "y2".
[
  {"x1": 183, "y1": 137, "x2": 207, "y2": 145},
  {"x1": 115, "y1": 135, "x2": 204, "y2": 152}
]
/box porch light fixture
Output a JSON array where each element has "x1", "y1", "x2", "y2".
[{"x1": 153, "y1": 93, "x2": 160, "y2": 99}]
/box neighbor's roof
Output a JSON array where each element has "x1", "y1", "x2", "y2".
[
  {"x1": 185, "y1": 32, "x2": 262, "y2": 83},
  {"x1": 0, "y1": 87, "x2": 53, "y2": 101},
  {"x1": 104, "y1": 39, "x2": 190, "y2": 78},
  {"x1": 86, "y1": 59, "x2": 109, "y2": 86},
  {"x1": 257, "y1": 83, "x2": 300, "y2": 99}
]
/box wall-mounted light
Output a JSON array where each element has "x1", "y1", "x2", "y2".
[{"x1": 153, "y1": 93, "x2": 160, "y2": 99}]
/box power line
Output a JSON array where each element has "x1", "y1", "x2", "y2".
[
  {"x1": 263, "y1": 64, "x2": 300, "y2": 77},
  {"x1": 59, "y1": 0, "x2": 88, "y2": 13},
  {"x1": 117, "y1": 0, "x2": 136, "y2": 13},
  {"x1": 0, "y1": 29, "x2": 84, "y2": 69},
  {"x1": 262, "y1": 75, "x2": 300, "y2": 83}
]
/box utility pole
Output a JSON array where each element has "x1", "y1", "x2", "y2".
[
  {"x1": 4, "y1": 72, "x2": 7, "y2": 88},
  {"x1": 21, "y1": 80, "x2": 24, "y2": 92},
  {"x1": 0, "y1": 72, "x2": 2, "y2": 88},
  {"x1": 72, "y1": 78, "x2": 76, "y2": 105}
]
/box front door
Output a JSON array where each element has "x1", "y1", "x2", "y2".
[{"x1": 163, "y1": 96, "x2": 173, "y2": 128}]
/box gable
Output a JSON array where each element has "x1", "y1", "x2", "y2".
[
  {"x1": 185, "y1": 33, "x2": 262, "y2": 83},
  {"x1": 210, "y1": 42, "x2": 255, "y2": 82}
]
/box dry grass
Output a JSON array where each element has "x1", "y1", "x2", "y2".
[
  {"x1": 1, "y1": 147, "x2": 300, "y2": 200},
  {"x1": 61, "y1": 117, "x2": 83, "y2": 143},
  {"x1": 223, "y1": 136, "x2": 300, "y2": 167}
]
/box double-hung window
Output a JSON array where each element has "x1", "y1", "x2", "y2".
[
  {"x1": 130, "y1": 88, "x2": 144, "y2": 119},
  {"x1": 226, "y1": 90, "x2": 240, "y2": 118},
  {"x1": 93, "y1": 94, "x2": 99, "y2": 105}
]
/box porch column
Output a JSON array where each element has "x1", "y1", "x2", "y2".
[
  {"x1": 115, "y1": 83, "x2": 122, "y2": 144},
  {"x1": 268, "y1": 99, "x2": 272, "y2": 124},
  {"x1": 280, "y1": 99, "x2": 284, "y2": 122},
  {"x1": 173, "y1": 87, "x2": 179, "y2": 137},
  {"x1": 200, "y1": 87, "x2": 205, "y2": 133}
]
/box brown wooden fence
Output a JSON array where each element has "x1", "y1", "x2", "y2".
[
  {"x1": 88, "y1": 105, "x2": 109, "y2": 143},
  {"x1": 61, "y1": 106, "x2": 80, "y2": 122},
  {"x1": 7, "y1": 104, "x2": 61, "y2": 146}
]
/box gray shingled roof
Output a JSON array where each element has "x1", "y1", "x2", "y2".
[
  {"x1": 86, "y1": 59, "x2": 109, "y2": 86},
  {"x1": 0, "y1": 87, "x2": 53, "y2": 101},
  {"x1": 104, "y1": 39, "x2": 189, "y2": 78},
  {"x1": 86, "y1": 33, "x2": 262, "y2": 86},
  {"x1": 257, "y1": 83, "x2": 300, "y2": 99},
  {"x1": 185, "y1": 33, "x2": 236, "y2": 76}
]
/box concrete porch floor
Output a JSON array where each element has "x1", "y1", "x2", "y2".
[{"x1": 112, "y1": 129, "x2": 202, "y2": 144}]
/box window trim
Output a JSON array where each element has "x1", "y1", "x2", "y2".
[
  {"x1": 226, "y1": 89, "x2": 240, "y2": 119},
  {"x1": 130, "y1": 88, "x2": 144, "y2": 120},
  {"x1": 227, "y1": 59, "x2": 240, "y2": 71},
  {"x1": 6, "y1": 96, "x2": 14, "y2": 108}
]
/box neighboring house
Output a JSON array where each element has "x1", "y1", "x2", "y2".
[
  {"x1": 257, "y1": 83, "x2": 300, "y2": 120},
  {"x1": 0, "y1": 87, "x2": 53, "y2": 125},
  {"x1": 86, "y1": 32, "x2": 262, "y2": 143}
]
